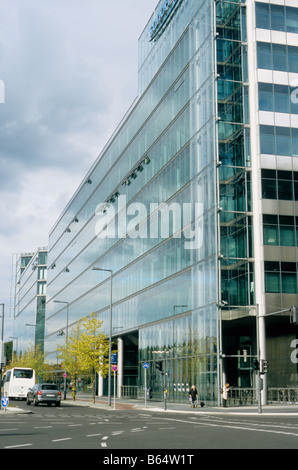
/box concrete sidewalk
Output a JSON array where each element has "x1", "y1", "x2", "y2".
[
  {"x1": 2, "y1": 395, "x2": 298, "y2": 415},
  {"x1": 63, "y1": 396, "x2": 298, "y2": 415}
]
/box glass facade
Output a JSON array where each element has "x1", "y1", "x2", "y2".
[
  {"x1": 45, "y1": 0, "x2": 220, "y2": 404},
  {"x1": 37, "y1": 0, "x2": 298, "y2": 403},
  {"x1": 12, "y1": 248, "x2": 48, "y2": 355}
]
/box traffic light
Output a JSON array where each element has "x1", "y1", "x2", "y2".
[
  {"x1": 291, "y1": 305, "x2": 298, "y2": 325},
  {"x1": 155, "y1": 361, "x2": 163, "y2": 372},
  {"x1": 253, "y1": 359, "x2": 259, "y2": 371}
]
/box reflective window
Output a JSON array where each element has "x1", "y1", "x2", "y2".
[
  {"x1": 256, "y1": 3, "x2": 298, "y2": 34},
  {"x1": 263, "y1": 214, "x2": 297, "y2": 246},
  {"x1": 257, "y1": 43, "x2": 298, "y2": 74},
  {"x1": 272, "y1": 44, "x2": 287, "y2": 72},
  {"x1": 264, "y1": 261, "x2": 296, "y2": 294},
  {"x1": 260, "y1": 125, "x2": 275, "y2": 155},
  {"x1": 286, "y1": 7, "x2": 298, "y2": 34},
  {"x1": 276, "y1": 127, "x2": 291, "y2": 156},
  {"x1": 260, "y1": 126, "x2": 298, "y2": 157},
  {"x1": 265, "y1": 261, "x2": 280, "y2": 293},
  {"x1": 259, "y1": 83, "x2": 273, "y2": 112},
  {"x1": 261, "y1": 169, "x2": 298, "y2": 201},
  {"x1": 256, "y1": 3, "x2": 270, "y2": 29},
  {"x1": 271, "y1": 5, "x2": 285, "y2": 32},
  {"x1": 263, "y1": 214, "x2": 278, "y2": 245}
]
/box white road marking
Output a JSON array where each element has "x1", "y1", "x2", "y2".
[
  {"x1": 4, "y1": 443, "x2": 33, "y2": 449},
  {"x1": 34, "y1": 426, "x2": 53, "y2": 429},
  {"x1": 0, "y1": 428, "x2": 18, "y2": 432},
  {"x1": 159, "y1": 416, "x2": 298, "y2": 438},
  {"x1": 52, "y1": 437, "x2": 72, "y2": 442}
]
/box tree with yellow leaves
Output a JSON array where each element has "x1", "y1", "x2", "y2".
[
  {"x1": 57, "y1": 313, "x2": 110, "y2": 402},
  {"x1": 5, "y1": 344, "x2": 45, "y2": 382}
]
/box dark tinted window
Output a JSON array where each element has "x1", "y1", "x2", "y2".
[{"x1": 41, "y1": 384, "x2": 58, "y2": 391}]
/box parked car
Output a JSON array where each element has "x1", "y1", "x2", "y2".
[{"x1": 26, "y1": 383, "x2": 61, "y2": 407}]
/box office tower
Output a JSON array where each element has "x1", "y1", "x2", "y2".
[{"x1": 45, "y1": 0, "x2": 298, "y2": 404}]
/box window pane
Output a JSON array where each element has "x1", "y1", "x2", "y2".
[
  {"x1": 292, "y1": 128, "x2": 298, "y2": 157},
  {"x1": 277, "y1": 170, "x2": 292, "y2": 181},
  {"x1": 281, "y1": 262, "x2": 296, "y2": 272},
  {"x1": 263, "y1": 214, "x2": 278, "y2": 224},
  {"x1": 257, "y1": 42, "x2": 272, "y2": 70},
  {"x1": 286, "y1": 7, "x2": 298, "y2": 34},
  {"x1": 262, "y1": 179, "x2": 277, "y2": 199},
  {"x1": 280, "y1": 226, "x2": 295, "y2": 246},
  {"x1": 274, "y1": 85, "x2": 290, "y2": 114},
  {"x1": 278, "y1": 180, "x2": 293, "y2": 200},
  {"x1": 276, "y1": 127, "x2": 291, "y2": 156},
  {"x1": 294, "y1": 181, "x2": 298, "y2": 201},
  {"x1": 260, "y1": 125, "x2": 275, "y2": 154},
  {"x1": 256, "y1": 3, "x2": 270, "y2": 29},
  {"x1": 265, "y1": 272, "x2": 280, "y2": 293},
  {"x1": 289, "y1": 46, "x2": 298, "y2": 73},
  {"x1": 259, "y1": 83, "x2": 273, "y2": 111},
  {"x1": 290, "y1": 86, "x2": 298, "y2": 115},
  {"x1": 271, "y1": 5, "x2": 285, "y2": 31},
  {"x1": 262, "y1": 169, "x2": 276, "y2": 179},
  {"x1": 282, "y1": 273, "x2": 297, "y2": 293},
  {"x1": 264, "y1": 225, "x2": 278, "y2": 245},
  {"x1": 272, "y1": 44, "x2": 287, "y2": 72}
]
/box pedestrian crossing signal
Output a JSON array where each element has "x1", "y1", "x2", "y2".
[{"x1": 260, "y1": 360, "x2": 268, "y2": 374}]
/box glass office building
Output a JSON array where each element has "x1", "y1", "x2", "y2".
[
  {"x1": 44, "y1": 0, "x2": 298, "y2": 405},
  {"x1": 12, "y1": 248, "x2": 48, "y2": 356}
]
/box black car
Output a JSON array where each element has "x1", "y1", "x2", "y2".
[{"x1": 27, "y1": 383, "x2": 61, "y2": 407}]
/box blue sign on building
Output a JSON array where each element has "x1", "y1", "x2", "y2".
[
  {"x1": 111, "y1": 353, "x2": 117, "y2": 364},
  {"x1": 149, "y1": 0, "x2": 183, "y2": 42}
]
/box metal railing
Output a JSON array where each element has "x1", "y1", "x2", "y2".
[
  {"x1": 267, "y1": 388, "x2": 298, "y2": 405},
  {"x1": 227, "y1": 387, "x2": 298, "y2": 406},
  {"x1": 119, "y1": 386, "x2": 298, "y2": 405},
  {"x1": 120, "y1": 385, "x2": 138, "y2": 399},
  {"x1": 228, "y1": 388, "x2": 256, "y2": 406}
]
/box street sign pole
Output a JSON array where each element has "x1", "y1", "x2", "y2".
[
  {"x1": 143, "y1": 362, "x2": 149, "y2": 408},
  {"x1": 145, "y1": 367, "x2": 147, "y2": 408},
  {"x1": 111, "y1": 364, "x2": 118, "y2": 410},
  {"x1": 114, "y1": 371, "x2": 116, "y2": 410}
]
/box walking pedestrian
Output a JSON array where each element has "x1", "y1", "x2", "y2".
[
  {"x1": 222, "y1": 383, "x2": 230, "y2": 407},
  {"x1": 188, "y1": 385, "x2": 198, "y2": 408}
]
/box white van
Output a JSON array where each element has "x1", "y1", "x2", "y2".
[{"x1": 2, "y1": 368, "x2": 35, "y2": 399}]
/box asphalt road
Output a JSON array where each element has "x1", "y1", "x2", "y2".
[{"x1": 1, "y1": 400, "x2": 298, "y2": 452}]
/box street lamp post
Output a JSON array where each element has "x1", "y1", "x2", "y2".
[
  {"x1": 0, "y1": 304, "x2": 4, "y2": 398},
  {"x1": 54, "y1": 301, "x2": 69, "y2": 399},
  {"x1": 25, "y1": 323, "x2": 36, "y2": 349},
  {"x1": 9, "y1": 337, "x2": 18, "y2": 358},
  {"x1": 92, "y1": 267, "x2": 113, "y2": 407}
]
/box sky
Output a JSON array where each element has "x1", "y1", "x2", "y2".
[{"x1": 0, "y1": 0, "x2": 158, "y2": 341}]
